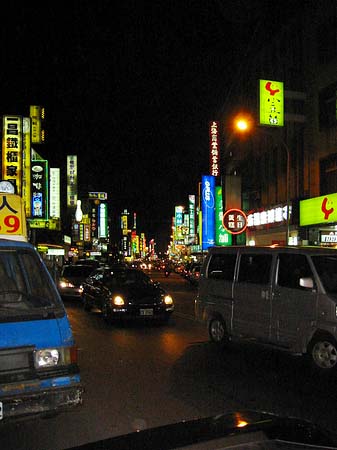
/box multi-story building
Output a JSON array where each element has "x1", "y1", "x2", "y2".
[{"x1": 221, "y1": 1, "x2": 337, "y2": 246}]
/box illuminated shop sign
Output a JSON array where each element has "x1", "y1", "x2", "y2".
[
  {"x1": 98, "y1": 203, "x2": 108, "y2": 238},
  {"x1": 300, "y1": 193, "x2": 337, "y2": 226},
  {"x1": 259, "y1": 79, "x2": 284, "y2": 126},
  {"x1": 49, "y1": 168, "x2": 60, "y2": 218},
  {"x1": 30, "y1": 105, "x2": 45, "y2": 144},
  {"x1": 209, "y1": 121, "x2": 220, "y2": 176},
  {"x1": 188, "y1": 194, "x2": 195, "y2": 238},
  {"x1": 31, "y1": 160, "x2": 48, "y2": 218},
  {"x1": 2, "y1": 115, "x2": 23, "y2": 195},
  {"x1": 247, "y1": 204, "x2": 291, "y2": 227},
  {"x1": 222, "y1": 208, "x2": 247, "y2": 235},
  {"x1": 215, "y1": 186, "x2": 232, "y2": 245},
  {"x1": 321, "y1": 232, "x2": 337, "y2": 243},
  {"x1": 22, "y1": 117, "x2": 31, "y2": 217},
  {"x1": 201, "y1": 175, "x2": 215, "y2": 249},
  {"x1": 88, "y1": 192, "x2": 107, "y2": 200},
  {"x1": 67, "y1": 155, "x2": 77, "y2": 208}
]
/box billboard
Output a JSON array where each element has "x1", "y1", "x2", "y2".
[
  {"x1": 201, "y1": 175, "x2": 215, "y2": 250},
  {"x1": 259, "y1": 79, "x2": 284, "y2": 126},
  {"x1": 30, "y1": 105, "x2": 45, "y2": 144}
]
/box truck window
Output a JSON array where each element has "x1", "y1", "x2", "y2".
[
  {"x1": 207, "y1": 254, "x2": 237, "y2": 280},
  {"x1": 237, "y1": 254, "x2": 272, "y2": 284}
]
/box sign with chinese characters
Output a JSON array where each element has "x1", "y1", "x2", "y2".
[
  {"x1": 30, "y1": 105, "x2": 45, "y2": 144},
  {"x1": 98, "y1": 203, "x2": 108, "y2": 238},
  {"x1": 88, "y1": 192, "x2": 107, "y2": 200},
  {"x1": 201, "y1": 175, "x2": 215, "y2": 249},
  {"x1": 0, "y1": 193, "x2": 27, "y2": 240},
  {"x1": 321, "y1": 232, "x2": 337, "y2": 243},
  {"x1": 300, "y1": 193, "x2": 337, "y2": 226},
  {"x1": 247, "y1": 204, "x2": 291, "y2": 227},
  {"x1": 222, "y1": 208, "x2": 247, "y2": 234},
  {"x1": 67, "y1": 155, "x2": 77, "y2": 208},
  {"x1": 31, "y1": 160, "x2": 48, "y2": 218},
  {"x1": 209, "y1": 121, "x2": 220, "y2": 176},
  {"x1": 188, "y1": 194, "x2": 195, "y2": 239},
  {"x1": 215, "y1": 186, "x2": 232, "y2": 245},
  {"x1": 259, "y1": 79, "x2": 284, "y2": 126},
  {"x1": 22, "y1": 117, "x2": 31, "y2": 217},
  {"x1": 49, "y1": 168, "x2": 60, "y2": 218},
  {"x1": 2, "y1": 116, "x2": 23, "y2": 195}
]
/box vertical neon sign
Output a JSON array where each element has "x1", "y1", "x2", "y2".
[{"x1": 201, "y1": 175, "x2": 215, "y2": 250}]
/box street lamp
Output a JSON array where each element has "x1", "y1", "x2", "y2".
[{"x1": 232, "y1": 115, "x2": 291, "y2": 245}]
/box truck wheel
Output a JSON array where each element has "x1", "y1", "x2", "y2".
[
  {"x1": 208, "y1": 317, "x2": 228, "y2": 346},
  {"x1": 308, "y1": 334, "x2": 337, "y2": 372}
]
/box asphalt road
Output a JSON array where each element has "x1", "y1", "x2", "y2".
[{"x1": 1, "y1": 271, "x2": 337, "y2": 449}]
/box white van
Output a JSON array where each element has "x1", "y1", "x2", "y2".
[{"x1": 195, "y1": 245, "x2": 337, "y2": 373}]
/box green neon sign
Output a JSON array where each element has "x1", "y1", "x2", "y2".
[
  {"x1": 300, "y1": 193, "x2": 337, "y2": 226},
  {"x1": 259, "y1": 79, "x2": 284, "y2": 127},
  {"x1": 215, "y1": 186, "x2": 232, "y2": 246}
]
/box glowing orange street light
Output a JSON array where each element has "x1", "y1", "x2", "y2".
[{"x1": 233, "y1": 114, "x2": 253, "y2": 134}]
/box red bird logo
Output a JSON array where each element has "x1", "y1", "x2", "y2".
[
  {"x1": 265, "y1": 81, "x2": 280, "y2": 96},
  {"x1": 322, "y1": 197, "x2": 334, "y2": 220}
]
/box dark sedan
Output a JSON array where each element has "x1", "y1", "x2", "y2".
[{"x1": 82, "y1": 266, "x2": 174, "y2": 324}]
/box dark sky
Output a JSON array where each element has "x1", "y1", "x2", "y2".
[{"x1": 0, "y1": 1, "x2": 290, "y2": 250}]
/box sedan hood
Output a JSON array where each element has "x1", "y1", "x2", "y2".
[{"x1": 65, "y1": 409, "x2": 337, "y2": 449}]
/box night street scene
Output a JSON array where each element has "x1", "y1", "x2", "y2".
[{"x1": 1, "y1": 1, "x2": 337, "y2": 449}]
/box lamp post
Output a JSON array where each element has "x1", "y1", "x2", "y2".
[{"x1": 232, "y1": 114, "x2": 290, "y2": 245}]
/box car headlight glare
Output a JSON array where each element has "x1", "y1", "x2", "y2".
[
  {"x1": 113, "y1": 295, "x2": 125, "y2": 306},
  {"x1": 164, "y1": 295, "x2": 173, "y2": 305}
]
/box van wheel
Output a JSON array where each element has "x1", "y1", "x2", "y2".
[
  {"x1": 209, "y1": 317, "x2": 228, "y2": 346},
  {"x1": 308, "y1": 334, "x2": 337, "y2": 372}
]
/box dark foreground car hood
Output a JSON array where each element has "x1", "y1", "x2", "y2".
[{"x1": 65, "y1": 409, "x2": 337, "y2": 450}]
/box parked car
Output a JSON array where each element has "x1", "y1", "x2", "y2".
[
  {"x1": 58, "y1": 264, "x2": 95, "y2": 300},
  {"x1": 195, "y1": 245, "x2": 337, "y2": 374},
  {"x1": 82, "y1": 266, "x2": 174, "y2": 324},
  {"x1": 74, "y1": 258, "x2": 100, "y2": 269}
]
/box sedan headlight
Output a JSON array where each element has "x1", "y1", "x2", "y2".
[
  {"x1": 112, "y1": 295, "x2": 125, "y2": 306},
  {"x1": 34, "y1": 346, "x2": 78, "y2": 368},
  {"x1": 59, "y1": 279, "x2": 74, "y2": 288},
  {"x1": 164, "y1": 295, "x2": 173, "y2": 305}
]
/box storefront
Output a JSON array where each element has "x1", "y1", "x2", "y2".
[{"x1": 300, "y1": 193, "x2": 337, "y2": 248}]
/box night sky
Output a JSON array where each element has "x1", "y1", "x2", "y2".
[{"x1": 0, "y1": 1, "x2": 294, "y2": 251}]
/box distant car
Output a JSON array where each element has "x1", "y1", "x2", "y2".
[
  {"x1": 189, "y1": 264, "x2": 201, "y2": 286},
  {"x1": 82, "y1": 267, "x2": 174, "y2": 324},
  {"x1": 74, "y1": 258, "x2": 100, "y2": 269},
  {"x1": 58, "y1": 264, "x2": 95, "y2": 300}
]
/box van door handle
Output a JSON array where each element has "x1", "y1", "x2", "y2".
[{"x1": 262, "y1": 290, "x2": 270, "y2": 300}]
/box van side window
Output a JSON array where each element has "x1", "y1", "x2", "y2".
[
  {"x1": 207, "y1": 254, "x2": 236, "y2": 280},
  {"x1": 238, "y1": 254, "x2": 272, "y2": 284},
  {"x1": 277, "y1": 254, "x2": 313, "y2": 289}
]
